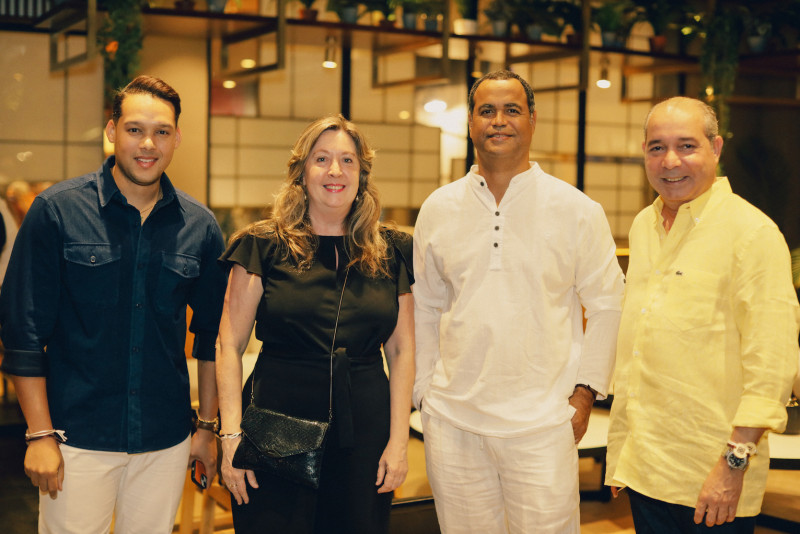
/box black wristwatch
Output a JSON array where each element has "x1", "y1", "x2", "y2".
[
  {"x1": 194, "y1": 412, "x2": 219, "y2": 433},
  {"x1": 723, "y1": 448, "x2": 749, "y2": 471}
]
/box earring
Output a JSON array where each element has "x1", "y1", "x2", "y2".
[{"x1": 355, "y1": 193, "x2": 360, "y2": 203}]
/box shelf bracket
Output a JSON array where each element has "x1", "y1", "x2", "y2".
[
  {"x1": 35, "y1": 0, "x2": 98, "y2": 72},
  {"x1": 218, "y1": 0, "x2": 286, "y2": 77},
  {"x1": 371, "y1": 10, "x2": 451, "y2": 89}
]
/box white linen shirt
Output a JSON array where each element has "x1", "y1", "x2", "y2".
[{"x1": 413, "y1": 163, "x2": 624, "y2": 437}]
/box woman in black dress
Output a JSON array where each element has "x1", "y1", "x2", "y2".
[{"x1": 216, "y1": 114, "x2": 415, "y2": 533}]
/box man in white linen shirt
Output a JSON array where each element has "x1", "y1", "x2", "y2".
[{"x1": 413, "y1": 69, "x2": 625, "y2": 533}]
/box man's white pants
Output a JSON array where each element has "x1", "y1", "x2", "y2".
[
  {"x1": 423, "y1": 413, "x2": 579, "y2": 534},
  {"x1": 39, "y1": 435, "x2": 191, "y2": 534}
]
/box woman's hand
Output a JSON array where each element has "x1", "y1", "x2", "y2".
[
  {"x1": 220, "y1": 436, "x2": 258, "y2": 505},
  {"x1": 375, "y1": 438, "x2": 408, "y2": 494}
]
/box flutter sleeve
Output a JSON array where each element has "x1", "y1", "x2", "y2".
[
  {"x1": 386, "y1": 228, "x2": 414, "y2": 294},
  {"x1": 218, "y1": 232, "x2": 278, "y2": 279}
]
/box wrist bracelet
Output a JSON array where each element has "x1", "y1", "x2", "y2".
[
  {"x1": 727, "y1": 441, "x2": 757, "y2": 459},
  {"x1": 219, "y1": 432, "x2": 242, "y2": 440},
  {"x1": 25, "y1": 429, "x2": 67, "y2": 444},
  {"x1": 195, "y1": 416, "x2": 219, "y2": 433}
]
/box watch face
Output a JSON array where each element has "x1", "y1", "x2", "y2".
[{"x1": 725, "y1": 449, "x2": 748, "y2": 470}]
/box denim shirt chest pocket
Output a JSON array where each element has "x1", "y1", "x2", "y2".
[
  {"x1": 155, "y1": 252, "x2": 201, "y2": 315},
  {"x1": 64, "y1": 243, "x2": 122, "y2": 306}
]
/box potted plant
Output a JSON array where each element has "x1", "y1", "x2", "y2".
[
  {"x1": 453, "y1": 0, "x2": 478, "y2": 35},
  {"x1": 512, "y1": 0, "x2": 565, "y2": 41},
  {"x1": 417, "y1": 0, "x2": 445, "y2": 31},
  {"x1": 207, "y1": 0, "x2": 228, "y2": 12},
  {"x1": 297, "y1": 0, "x2": 319, "y2": 20},
  {"x1": 98, "y1": 0, "x2": 143, "y2": 110},
  {"x1": 630, "y1": 0, "x2": 682, "y2": 53},
  {"x1": 742, "y1": 4, "x2": 775, "y2": 54},
  {"x1": 327, "y1": 0, "x2": 361, "y2": 23},
  {"x1": 364, "y1": 0, "x2": 395, "y2": 27},
  {"x1": 592, "y1": 0, "x2": 635, "y2": 49},
  {"x1": 483, "y1": 0, "x2": 513, "y2": 37},
  {"x1": 391, "y1": 0, "x2": 420, "y2": 30},
  {"x1": 552, "y1": 0, "x2": 582, "y2": 44}
]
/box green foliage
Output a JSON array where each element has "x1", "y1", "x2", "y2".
[
  {"x1": 630, "y1": 0, "x2": 683, "y2": 35},
  {"x1": 511, "y1": 0, "x2": 568, "y2": 36},
  {"x1": 362, "y1": 0, "x2": 393, "y2": 17},
  {"x1": 592, "y1": 0, "x2": 636, "y2": 34},
  {"x1": 454, "y1": 0, "x2": 477, "y2": 19},
  {"x1": 483, "y1": 0, "x2": 513, "y2": 22},
  {"x1": 414, "y1": 0, "x2": 445, "y2": 17},
  {"x1": 98, "y1": 0, "x2": 143, "y2": 109}
]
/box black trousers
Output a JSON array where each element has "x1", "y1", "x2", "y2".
[
  {"x1": 231, "y1": 365, "x2": 393, "y2": 533},
  {"x1": 627, "y1": 488, "x2": 756, "y2": 534}
]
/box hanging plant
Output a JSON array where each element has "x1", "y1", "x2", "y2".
[
  {"x1": 685, "y1": 3, "x2": 746, "y2": 144},
  {"x1": 98, "y1": 0, "x2": 143, "y2": 110}
]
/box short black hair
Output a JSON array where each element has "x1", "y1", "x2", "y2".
[
  {"x1": 111, "y1": 75, "x2": 181, "y2": 125},
  {"x1": 468, "y1": 70, "x2": 535, "y2": 116}
]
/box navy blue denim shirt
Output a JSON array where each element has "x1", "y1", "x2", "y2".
[{"x1": 0, "y1": 157, "x2": 227, "y2": 453}]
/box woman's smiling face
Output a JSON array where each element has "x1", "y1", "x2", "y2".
[{"x1": 303, "y1": 129, "x2": 360, "y2": 231}]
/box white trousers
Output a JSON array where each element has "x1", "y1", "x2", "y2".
[
  {"x1": 422, "y1": 413, "x2": 579, "y2": 534},
  {"x1": 39, "y1": 435, "x2": 191, "y2": 534}
]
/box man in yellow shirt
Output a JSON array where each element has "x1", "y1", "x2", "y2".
[{"x1": 606, "y1": 96, "x2": 799, "y2": 533}]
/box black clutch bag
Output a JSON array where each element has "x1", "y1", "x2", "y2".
[
  {"x1": 232, "y1": 404, "x2": 329, "y2": 488},
  {"x1": 231, "y1": 267, "x2": 349, "y2": 489}
]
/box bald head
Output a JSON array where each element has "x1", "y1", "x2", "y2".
[{"x1": 644, "y1": 97, "x2": 719, "y2": 143}]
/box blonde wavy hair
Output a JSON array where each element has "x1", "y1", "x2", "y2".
[{"x1": 231, "y1": 114, "x2": 390, "y2": 278}]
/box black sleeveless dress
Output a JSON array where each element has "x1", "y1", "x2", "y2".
[{"x1": 219, "y1": 229, "x2": 413, "y2": 534}]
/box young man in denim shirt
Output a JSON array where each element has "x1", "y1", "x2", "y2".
[{"x1": 0, "y1": 75, "x2": 227, "y2": 533}]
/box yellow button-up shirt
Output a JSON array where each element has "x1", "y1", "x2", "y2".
[{"x1": 606, "y1": 177, "x2": 799, "y2": 515}]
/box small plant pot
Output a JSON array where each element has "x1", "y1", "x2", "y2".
[
  {"x1": 747, "y1": 34, "x2": 768, "y2": 54},
  {"x1": 339, "y1": 6, "x2": 359, "y2": 24},
  {"x1": 490, "y1": 20, "x2": 508, "y2": 37},
  {"x1": 207, "y1": 0, "x2": 227, "y2": 12},
  {"x1": 423, "y1": 16, "x2": 439, "y2": 32},
  {"x1": 648, "y1": 35, "x2": 667, "y2": 54},
  {"x1": 402, "y1": 12, "x2": 417, "y2": 30},
  {"x1": 299, "y1": 7, "x2": 318, "y2": 20},
  {"x1": 525, "y1": 23, "x2": 543, "y2": 41},
  {"x1": 566, "y1": 32, "x2": 583, "y2": 45},
  {"x1": 601, "y1": 31, "x2": 624, "y2": 49}
]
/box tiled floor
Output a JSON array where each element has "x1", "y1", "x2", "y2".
[{"x1": 0, "y1": 382, "x2": 797, "y2": 533}]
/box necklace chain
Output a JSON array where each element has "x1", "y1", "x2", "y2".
[{"x1": 139, "y1": 190, "x2": 162, "y2": 223}]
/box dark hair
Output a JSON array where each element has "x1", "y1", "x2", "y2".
[
  {"x1": 468, "y1": 70, "x2": 536, "y2": 116},
  {"x1": 111, "y1": 75, "x2": 181, "y2": 125}
]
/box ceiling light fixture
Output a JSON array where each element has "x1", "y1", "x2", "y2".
[
  {"x1": 596, "y1": 55, "x2": 611, "y2": 89},
  {"x1": 322, "y1": 36, "x2": 337, "y2": 69}
]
